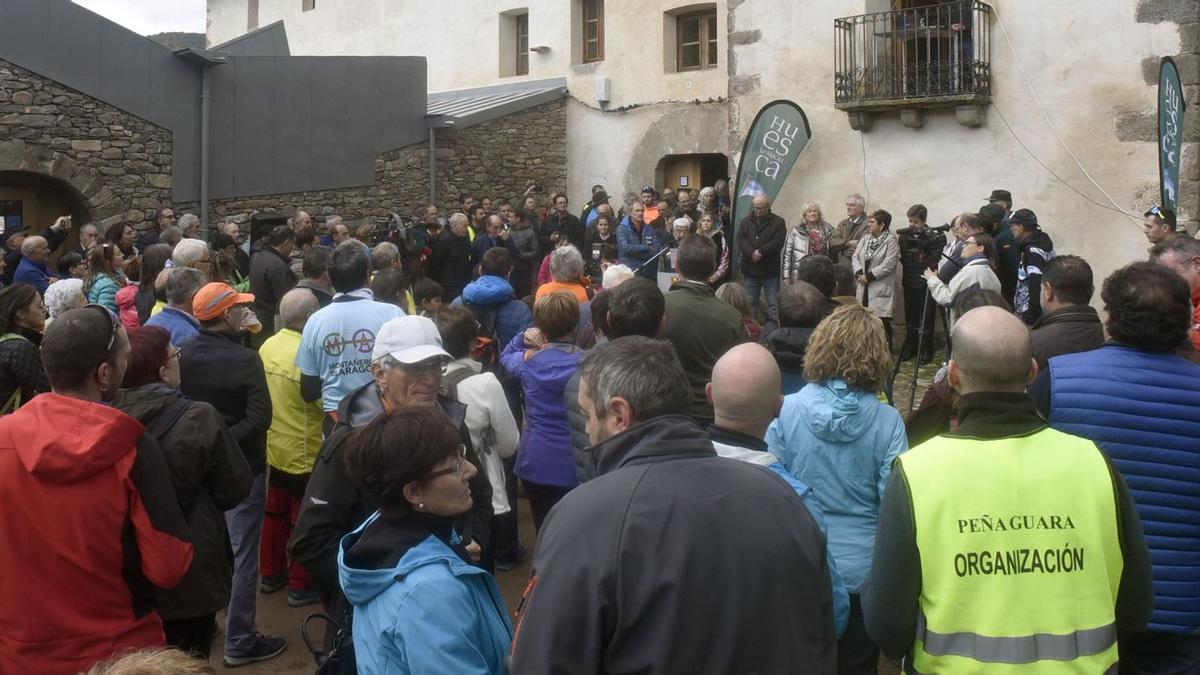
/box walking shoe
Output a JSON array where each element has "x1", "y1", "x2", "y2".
[
  {"x1": 495, "y1": 544, "x2": 529, "y2": 572},
  {"x1": 222, "y1": 634, "x2": 287, "y2": 667},
  {"x1": 287, "y1": 588, "x2": 321, "y2": 607},
  {"x1": 259, "y1": 572, "x2": 287, "y2": 594}
]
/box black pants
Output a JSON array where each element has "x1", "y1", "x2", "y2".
[
  {"x1": 837, "y1": 594, "x2": 879, "y2": 675},
  {"x1": 523, "y1": 480, "x2": 572, "y2": 532},
  {"x1": 901, "y1": 285, "x2": 936, "y2": 355},
  {"x1": 1119, "y1": 629, "x2": 1200, "y2": 674},
  {"x1": 163, "y1": 613, "x2": 217, "y2": 661}
]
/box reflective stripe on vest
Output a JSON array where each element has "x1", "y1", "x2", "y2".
[{"x1": 901, "y1": 428, "x2": 1124, "y2": 674}]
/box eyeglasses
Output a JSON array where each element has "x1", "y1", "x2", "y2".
[
  {"x1": 168, "y1": 346, "x2": 182, "y2": 361},
  {"x1": 425, "y1": 445, "x2": 468, "y2": 480},
  {"x1": 85, "y1": 303, "x2": 119, "y2": 354}
]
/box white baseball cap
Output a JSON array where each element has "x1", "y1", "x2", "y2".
[{"x1": 371, "y1": 315, "x2": 451, "y2": 364}]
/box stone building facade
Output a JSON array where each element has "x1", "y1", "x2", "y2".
[
  {"x1": 0, "y1": 58, "x2": 173, "y2": 234},
  {"x1": 177, "y1": 99, "x2": 567, "y2": 227}
]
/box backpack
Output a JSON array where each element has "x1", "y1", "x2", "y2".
[
  {"x1": 461, "y1": 302, "x2": 502, "y2": 372},
  {"x1": 0, "y1": 333, "x2": 29, "y2": 415}
]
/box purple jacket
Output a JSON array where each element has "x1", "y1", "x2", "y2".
[{"x1": 500, "y1": 335, "x2": 582, "y2": 487}]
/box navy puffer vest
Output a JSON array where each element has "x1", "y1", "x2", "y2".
[{"x1": 1048, "y1": 344, "x2": 1200, "y2": 633}]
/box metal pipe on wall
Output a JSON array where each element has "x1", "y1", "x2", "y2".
[
  {"x1": 200, "y1": 66, "x2": 212, "y2": 238},
  {"x1": 428, "y1": 126, "x2": 437, "y2": 206}
]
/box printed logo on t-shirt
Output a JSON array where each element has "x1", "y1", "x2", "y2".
[{"x1": 322, "y1": 329, "x2": 376, "y2": 357}]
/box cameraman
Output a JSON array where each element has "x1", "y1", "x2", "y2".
[{"x1": 896, "y1": 205, "x2": 946, "y2": 364}]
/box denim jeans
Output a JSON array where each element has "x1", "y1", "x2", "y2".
[
  {"x1": 225, "y1": 471, "x2": 266, "y2": 657},
  {"x1": 744, "y1": 275, "x2": 780, "y2": 323}
]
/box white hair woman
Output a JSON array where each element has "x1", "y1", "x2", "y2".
[
  {"x1": 44, "y1": 278, "x2": 86, "y2": 325},
  {"x1": 782, "y1": 201, "x2": 834, "y2": 282},
  {"x1": 535, "y1": 245, "x2": 591, "y2": 304}
]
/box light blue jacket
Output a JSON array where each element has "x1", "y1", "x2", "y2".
[
  {"x1": 337, "y1": 513, "x2": 514, "y2": 675},
  {"x1": 767, "y1": 379, "x2": 907, "y2": 591},
  {"x1": 86, "y1": 274, "x2": 122, "y2": 313}
]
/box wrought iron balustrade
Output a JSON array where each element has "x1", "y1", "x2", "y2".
[{"x1": 834, "y1": 1, "x2": 992, "y2": 108}]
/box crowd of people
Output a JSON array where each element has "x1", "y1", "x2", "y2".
[{"x1": 0, "y1": 181, "x2": 1197, "y2": 675}]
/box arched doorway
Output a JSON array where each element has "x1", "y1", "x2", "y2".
[
  {"x1": 0, "y1": 171, "x2": 91, "y2": 261},
  {"x1": 655, "y1": 153, "x2": 729, "y2": 193}
]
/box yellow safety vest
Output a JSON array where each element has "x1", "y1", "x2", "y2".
[{"x1": 900, "y1": 428, "x2": 1124, "y2": 674}]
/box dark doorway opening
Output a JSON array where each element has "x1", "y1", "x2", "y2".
[
  {"x1": 655, "y1": 153, "x2": 730, "y2": 193},
  {"x1": 0, "y1": 171, "x2": 91, "y2": 262}
]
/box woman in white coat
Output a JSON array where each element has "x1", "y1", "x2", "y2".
[
  {"x1": 923, "y1": 232, "x2": 1001, "y2": 329},
  {"x1": 851, "y1": 209, "x2": 900, "y2": 348}
]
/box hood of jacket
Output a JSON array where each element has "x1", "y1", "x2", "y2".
[
  {"x1": 765, "y1": 326, "x2": 815, "y2": 372},
  {"x1": 112, "y1": 383, "x2": 185, "y2": 424},
  {"x1": 590, "y1": 414, "x2": 715, "y2": 476},
  {"x1": 9, "y1": 392, "x2": 144, "y2": 483},
  {"x1": 336, "y1": 380, "x2": 468, "y2": 432},
  {"x1": 1020, "y1": 229, "x2": 1054, "y2": 255},
  {"x1": 338, "y1": 511, "x2": 482, "y2": 606},
  {"x1": 462, "y1": 275, "x2": 516, "y2": 306},
  {"x1": 798, "y1": 379, "x2": 880, "y2": 443}
]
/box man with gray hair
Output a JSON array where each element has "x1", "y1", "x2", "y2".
[
  {"x1": 831, "y1": 193, "x2": 869, "y2": 267},
  {"x1": 706, "y1": 342, "x2": 849, "y2": 637},
  {"x1": 864, "y1": 306, "x2": 1152, "y2": 673},
  {"x1": 427, "y1": 212, "x2": 473, "y2": 303},
  {"x1": 13, "y1": 235, "x2": 55, "y2": 294},
  {"x1": 511, "y1": 336, "x2": 837, "y2": 672},
  {"x1": 158, "y1": 226, "x2": 182, "y2": 249},
  {"x1": 370, "y1": 241, "x2": 401, "y2": 273},
  {"x1": 145, "y1": 268, "x2": 205, "y2": 345},
  {"x1": 258, "y1": 288, "x2": 324, "y2": 607},
  {"x1": 177, "y1": 213, "x2": 201, "y2": 239},
  {"x1": 172, "y1": 237, "x2": 212, "y2": 274},
  {"x1": 1150, "y1": 235, "x2": 1200, "y2": 351},
  {"x1": 320, "y1": 215, "x2": 349, "y2": 247}
]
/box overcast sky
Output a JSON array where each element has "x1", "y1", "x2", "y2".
[{"x1": 73, "y1": 0, "x2": 206, "y2": 35}]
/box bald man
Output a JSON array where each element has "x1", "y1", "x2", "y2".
[
  {"x1": 863, "y1": 307, "x2": 1153, "y2": 673},
  {"x1": 706, "y1": 343, "x2": 849, "y2": 637}
]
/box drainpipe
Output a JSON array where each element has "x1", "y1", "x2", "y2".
[
  {"x1": 428, "y1": 126, "x2": 437, "y2": 206},
  {"x1": 200, "y1": 66, "x2": 212, "y2": 238}
]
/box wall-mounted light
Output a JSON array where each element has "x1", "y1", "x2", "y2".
[{"x1": 529, "y1": 45, "x2": 551, "y2": 53}]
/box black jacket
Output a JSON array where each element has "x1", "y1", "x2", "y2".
[
  {"x1": 178, "y1": 328, "x2": 272, "y2": 474},
  {"x1": 1030, "y1": 304, "x2": 1104, "y2": 369},
  {"x1": 564, "y1": 371, "x2": 590, "y2": 483},
  {"x1": 862, "y1": 392, "x2": 1155, "y2": 661},
  {"x1": 896, "y1": 227, "x2": 946, "y2": 288},
  {"x1": 113, "y1": 383, "x2": 252, "y2": 620},
  {"x1": 736, "y1": 211, "x2": 786, "y2": 279},
  {"x1": 249, "y1": 246, "x2": 297, "y2": 336},
  {"x1": 539, "y1": 211, "x2": 585, "y2": 255},
  {"x1": 511, "y1": 414, "x2": 837, "y2": 673},
  {"x1": 428, "y1": 230, "x2": 473, "y2": 302},
  {"x1": 0, "y1": 327, "x2": 49, "y2": 410},
  {"x1": 290, "y1": 381, "x2": 494, "y2": 604}
]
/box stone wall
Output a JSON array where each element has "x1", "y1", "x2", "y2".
[
  {"x1": 179, "y1": 99, "x2": 568, "y2": 232},
  {"x1": 0, "y1": 58, "x2": 173, "y2": 232}
]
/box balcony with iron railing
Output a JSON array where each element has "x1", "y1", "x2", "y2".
[{"x1": 834, "y1": 1, "x2": 993, "y2": 129}]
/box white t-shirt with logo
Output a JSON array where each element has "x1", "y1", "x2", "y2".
[{"x1": 297, "y1": 298, "x2": 405, "y2": 412}]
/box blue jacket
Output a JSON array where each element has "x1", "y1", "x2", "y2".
[
  {"x1": 617, "y1": 217, "x2": 663, "y2": 279},
  {"x1": 13, "y1": 257, "x2": 52, "y2": 295},
  {"x1": 767, "y1": 379, "x2": 907, "y2": 591},
  {"x1": 500, "y1": 336, "x2": 581, "y2": 487},
  {"x1": 1047, "y1": 344, "x2": 1200, "y2": 633},
  {"x1": 85, "y1": 274, "x2": 122, "y2": 313},
  {"x1": 145, "y1": 306, "x2": 201, "y2": 347},
  {"x1": 456, "y1": 275, "x2": 533, "y2": 349},
  {"x1": 338, "y1": 512, "x2": 513, "y2": 675}
]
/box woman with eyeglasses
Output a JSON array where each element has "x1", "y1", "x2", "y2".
[
  {"x1": 104, "y1": 222, "x2": 138, "y2": 259},
  {"x1": 84, "y1": 242, "x2": 127, "y2": 313},
  {"x1": 112, "y1": 325, "x2": 252, "y2": 659},
  {"x1": 338, "y1": 407, "x2": 512, "y2": 675},
  {"x1": 923, "y1": 232, "x2": 1002, "y2": 329},
  {"x1": 0, "y1": 283, "x2": 50, "y2": 413}
]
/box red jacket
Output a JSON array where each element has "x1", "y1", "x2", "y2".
[{"x1": 0, "y1": 393, "x2": 193, "y2": 673}]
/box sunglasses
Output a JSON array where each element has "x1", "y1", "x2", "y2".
[
  {"x1": 425, "y1": 444, "x2": 469, "y2": 480},
  {"x1": 85, "y1": 303, "x2": 119, "y2": 354}
]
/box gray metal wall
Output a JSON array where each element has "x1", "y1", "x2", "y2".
[{"x1": 0, "y1": 0, "x2": 427, "y2": 203}]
